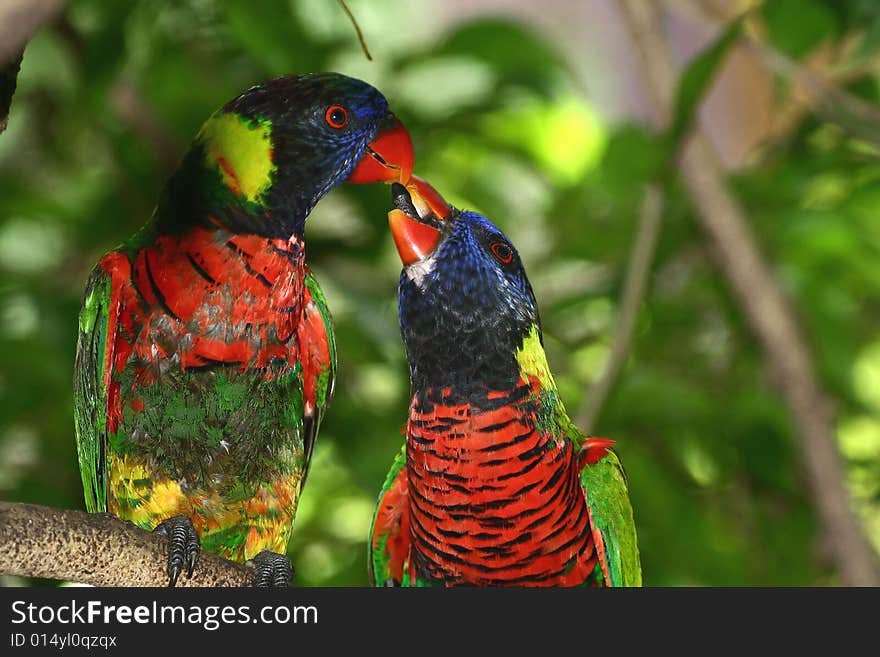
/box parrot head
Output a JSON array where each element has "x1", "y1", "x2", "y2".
[
  {"x1": 389, "y1": 179, "x2": 541, "y2": 391},
  {"x1": 162, "y1": 73, "x2": 414, "y2": 237}
]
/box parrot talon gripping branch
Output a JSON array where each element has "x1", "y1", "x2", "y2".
[
  {"x1": 153, "y1": 514, "x2": 200, "y2": 587},
  {"x1": 248, "y1": 549, "x2": 295, "y2": 588},
  {"x1": 73, "y1": 73, "x2": 414, "y2": 587},
  {"x1": 370, "y1": 179, "x2": 642, "y2": 587}
]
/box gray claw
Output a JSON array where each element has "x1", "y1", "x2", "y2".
[
  {"x1": 248, "y1": 550, "x2": 293, "y2": 588},
  {"x1": 155, "y1": 515, "x2": 200, "y2": 587}
]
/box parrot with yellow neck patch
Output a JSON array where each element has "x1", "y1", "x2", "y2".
[
  {"x1": 74, "y1": 73, "x2": 414, "y2": 586},
  {"x1": 369, "y1": 178, "x2": 641, "y2": 587}
]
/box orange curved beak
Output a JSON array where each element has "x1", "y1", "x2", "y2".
[
  {"x1": 388, "y1": 177, "x2": 453, "y2": 266},
  {"x1": 348, "y1": 115, "x2": 414, "y2": 185},
  {"x1": 406, "y1": 175, "x2": 452, "y2": 221},
  {"x1": 389, "y1": 209, "x2": 441, "y2": 266}
]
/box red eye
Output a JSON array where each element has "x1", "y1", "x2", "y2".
[
  {"x1": 325, "y1": 105, "x2": 348, "y2": 129},
  {"x1": 490, "y1": 242, "x2": 513, "y2": 264}
]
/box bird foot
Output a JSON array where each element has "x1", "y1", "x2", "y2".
[
  {"x1": 247, "y1": 550, "x2": 294, "y2": 588},
  {"x1": 154, "y1": 515, "x2": 200, "y2": 587}
]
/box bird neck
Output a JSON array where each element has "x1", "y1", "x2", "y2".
[
  {"x1": 403, "y1": 327, "x2": 595, "y2": 586},
  {"x1": 407, "y1": 321, "x2": 560, "y2": 406},
  {"x1": 153, "y1": 112, "x2": 316, "y2": 240},
  {"x1": 513, "y1": 324, "x2": 558, "y2": 394}
]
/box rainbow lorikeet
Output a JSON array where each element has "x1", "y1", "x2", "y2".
[
  {"x1": 369, "y1": 179, "x2": 641, "y2": 587},
  {"x1": 74, "y1": 73, "x2": 414, "y2": 587}
]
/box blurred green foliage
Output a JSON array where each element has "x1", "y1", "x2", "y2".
[{"x1": 1, "y1": 0, "x2": 880, "y2": 586}]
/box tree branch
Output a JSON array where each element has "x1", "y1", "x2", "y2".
[
  {"x1": 0, "y1": 52, "x2": 23, "y2": 134},
  {"x1": 618, "y1": 0, "x2": 880, "y2": 585},
  {"x1": 0, "y1": 502, "x2": 254, "y2": 587},
  {"x1": 577, "y1": 184, "x2": 664, "y2": 431},
  {"x1": 0, "y1": 0, "x2": 66, "y2": 135},
  {"x1": 664, "y1": 0, "x2": 880, "y2": 147},
  {"x1": 0, "y1": 0, "x2": 65, "y2": 65}
]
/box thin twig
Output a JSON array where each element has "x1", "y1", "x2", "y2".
[
  {"x1": 337, "y1": 0, "x2": 373, "y2": 61},
  {"x1": 618, "y1": 0, "x2": 880, "y2": 585},
  {"x1": 577, "y1": 185, "x2": 664, "y2": 431},
  {"x1": 664, "y1": 0, "x2": 880, "y2": 146},
  {"x1": 744, "y1": 38, "x2": 880, "y2": 146},
  {"x1": 0, "y1": 501, "x2": 254, "y2": 587}
]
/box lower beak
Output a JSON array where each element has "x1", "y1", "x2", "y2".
[
  {"x1": 388, "y1": 209, "x2": 441, "y2": 266},
  {"x1": 348, "y1": 115, "x2": 414, "y2": 185}
]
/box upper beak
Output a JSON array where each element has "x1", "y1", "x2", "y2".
[
  {"x1": 388, "y1": 177, "x2": 453, "y2": 266},
  {"x1": 348, "y1": 114, "x2": 414, "y2": 185}
]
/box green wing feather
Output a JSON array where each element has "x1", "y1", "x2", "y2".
[
  {"x1": 578, "y1": 445, "x2": 643, "y2": 586},
  {"x1": 368, "y1": 444, "x2": 408, "y2": 586},
  {"x1": 303, "y1": 269, "x2": 337, "y2": 404},
  {"x1": 299, "y1": 269, "x2": 337, "y2": 489},
  {"x1": 72, "y1": 266, "x2": 114, "y2": 513}
]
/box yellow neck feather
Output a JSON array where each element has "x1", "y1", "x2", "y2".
[
  {"x1": 198, "y1": 113, "x2": 276, "y2": 205},
  {"x1": 515, "y1": 325, "x2": 556, "y2": 389}
]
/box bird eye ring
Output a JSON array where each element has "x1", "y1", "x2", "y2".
[
  {"x1": 325, "y1": 105, "x2": 348, "y2": 129},
  {"x1": 490, "y1": 242, "x2": 513, "y2": 263}
]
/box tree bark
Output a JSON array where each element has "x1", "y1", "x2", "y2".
[
  {"x1": 0, "y1": 0, "x2": 67, "y2": 134},
  {"x1": 0, "y1": 0, "x2": 65, "y2": 65},
  {"x1": 0, "y1": 52, "x2": 23, "y2": 134},
  {"x1": 0, "y1": 502, "x2": 254, "y2": 587}
]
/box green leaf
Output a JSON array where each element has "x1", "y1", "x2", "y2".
[
  {"x1": 423, "y1": 19, "x2": 570, "y2": 95},
  {"x1": 667, "y1": 18, "x2": 743, "y2": 150},
  {"x1": 222, "y1": 0, "x2": 319, "y2": 74},
  {"x1": 763, "y1": 0, "x2": 839, "y2": 58},
  {"x1": 600, "y1": 124, "x2": 667, "y2": 194}
]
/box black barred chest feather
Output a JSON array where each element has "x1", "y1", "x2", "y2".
[{"x1": 405, "y1": 385, "x2": 596, "y2": 586}]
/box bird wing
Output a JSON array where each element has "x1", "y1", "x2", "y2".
[
  {"x1": 368, "y1": 444, "x2": 411, "y2": 586},
  {"x1": 296, "y1": 269, "x2": 337, "y2": 491},
  {"x1": 578, "y1": 440, "x2": 643, "y2": 587},
  {"x1": 73, "y1": 258, "x2": 123, "y2": 513}
]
